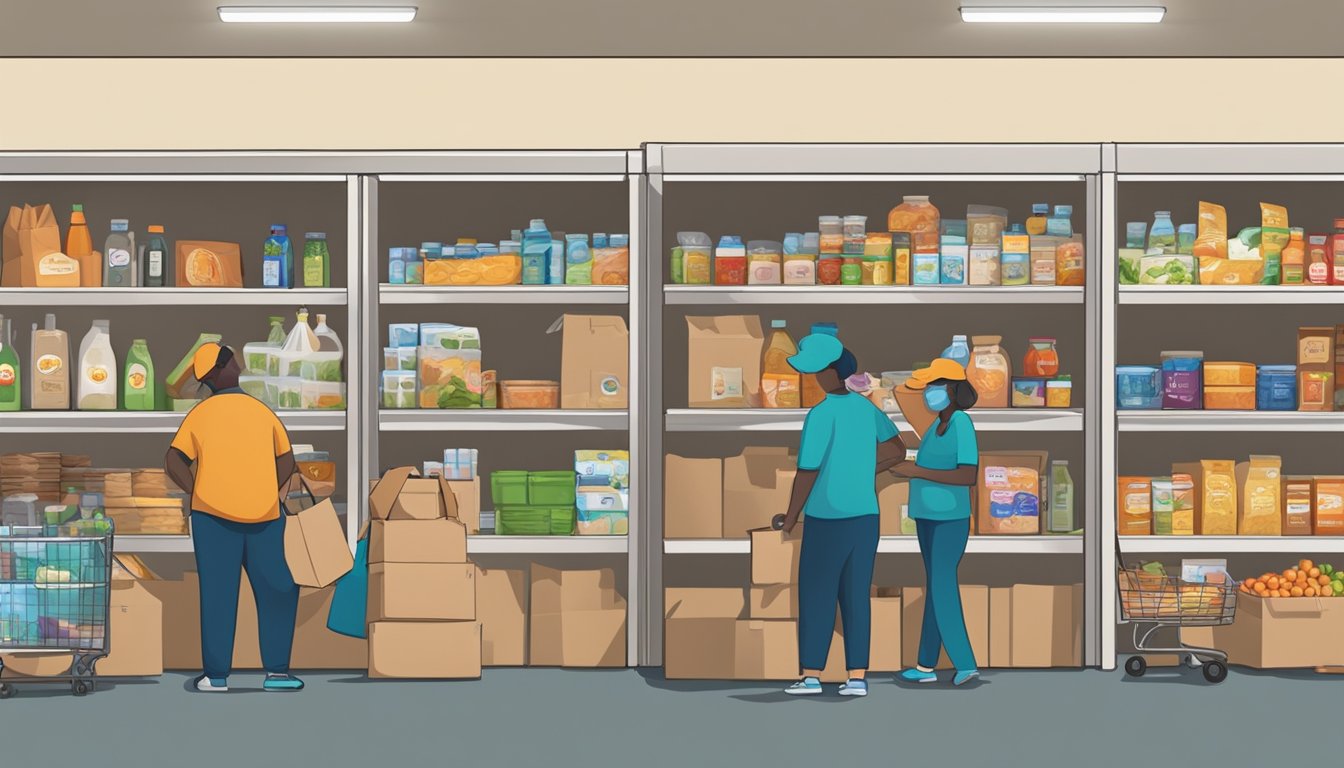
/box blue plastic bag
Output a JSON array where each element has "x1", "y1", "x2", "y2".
[{"x1": 326, "y1": 537, "x2": 368, "y2": 639}]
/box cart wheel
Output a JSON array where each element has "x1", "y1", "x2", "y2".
[
  {"x1": 1202, "y1": 661, "x2": 1228, "y2": 684},
  {"x1": 1124, "y1": 656, "x2": 1147, "y2": 677},
  {"x1": 0, "y1": 683, "x2": 14, "y2": 699},
  {"x1": 72, "y1": 680, "x2": 88, "y2": 697}
]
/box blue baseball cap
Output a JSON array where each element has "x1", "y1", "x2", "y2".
[{"x1": 788, "y1": 333, "x2": 845, "y2": 374}]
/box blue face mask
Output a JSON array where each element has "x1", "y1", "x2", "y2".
[{"x1": 923, "y1": 384, "x2": 951, "y2": 412}]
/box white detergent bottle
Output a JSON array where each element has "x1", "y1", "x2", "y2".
[
  {"x1": 77, "y1": 319, "x2": 118, "y2": 410},
  {"x1": 313, "y1": 313, "x2": 344, "y2": 355}
]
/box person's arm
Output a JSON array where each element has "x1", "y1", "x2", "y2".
[
  {"x1": 778, "y1": 408, "x2": 830, "y2": 533},
  {"x1": 873, "y1": 408, "x2": 907, "y2": 474},
  {"x1": 164, "y1": 447, "x2": 196, "y2": 498},
  {"x1": 272, "y1": 415, "x2": 296, "y2": 491},
  {"x1": 892, "y1": 461, "x2": 977, "y2": 486},
  {"x1": 779, "y1": 469, "x2": 818, "y2": 533}
]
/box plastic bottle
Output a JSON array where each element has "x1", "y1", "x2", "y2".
[
  {"x1": 801, "y1": 322, "x2": 839, "y2": 407},
  {"x1": 941, "y1": 334, "x2": 971, "y2": 368},
  {"x1": 142, "y1": 225, "x2": 168, "y2": 288},
  {"x1": 66, "y1": 204, "x2": 98, "y2": 287},
  {"x1": 263, "y1": 225, "x2": 293, "y2": 288},
  {"x1": 313, "y1": 313, "x2": 344, "y2": 355},
  {"x1": 549, "y1": 235, "x2": 565, "y2": 285},
  {"x1": 521, "y1": 219, "x2": 551, "y2": 286},
  {"x1": 123, "y1": 338, "x2": 155, "y2": 411},
  {"x1": 761, "y1": 320, "x2": 800, "y2": 409},
  {"x1": 566, "y1": 234, "x2": 592, "y2": 285},
  {"x1": 267, "y1": 315, "x2": 286, "y2": 345},
  {"x1": 1049, "y1": 461, "x2": 1074, "y2": 533},
  {"x1": 1149, "y1": 211, "x2": 1177, "y2": 254},
  {"x1": 302, "y1": 232, "x2": 330, "y2": 288},
  {"x1": 0, "y1": 315, "x2": 20, "y2": 411},
  {"x1": 76, "y1": 319, "x2": 117, "y2": 411},
  {"x1": 30, "y1": 314, "x2": 70, "y2": 410},
  {"x1": 103, "y1": 219, "x2": 135, "y2": 287}
]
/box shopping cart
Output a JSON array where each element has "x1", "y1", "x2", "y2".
[
  {"x1": 1117, "y1": 563, "x2": 1239, "y2": 684},
  {"x1": 0, "y1": 523, "x2": 114, "y2": 698}
]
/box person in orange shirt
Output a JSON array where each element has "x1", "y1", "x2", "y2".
[{"x1": 165, "y1": 342, "x2": 303, "y2": 693}]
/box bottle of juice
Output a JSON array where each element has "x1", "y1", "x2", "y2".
[
  {"x1": 1281, "y1": 228, "x2": 1306, "y2": 285},
  {"x1": 1330, "y1": 218, "x2": 1344, "y2": 285},
  {"x1": 1049, "y1": 460, "x2": 1075, "y2": 533},
  {"x1": 66, "y1": 204, "x2": 98, "y2": 287},
  {"x1": 941, "y1": 334, "x2": 970, "y2": 368},
  {"x1": 30, "y1": 314, "x2": 70, "y2": 410},
  {"x1": 0, "y1": 315, "x2": 20, "y2": 411},
  {"x1": 761, "y1": 320, "x2": 800, "y2": 409},
  {"x1": 142, "y1": 225, "x2": 168, "y2": 288},
  {"x1": 103, "y1": 219, "x2": 135, "y2": 287},
  {"x1": 1149, "y1": 212, "x2": 1177, "y2": 254},
  {"x1": 302, "y1": 232, "x2": 330, "y2": 288},
  {"x1": 263, "y1": 225, "x2": 293, "y2": 288},
  {"x1": 521, "y1": 219, "x2": 551, "y2": 286},
  {"x1": 1026, "y1": 204, "x2": 1049, "y2": 236},
  {"x1": 77, "y1": 319, "x2": 117, "y2": 411},
  {"x1": 800, "y1": 322, "x2": 838, "y2": 407},
  {"x1": 123, "y1": 338, "x2": 155, "y2": 411}
]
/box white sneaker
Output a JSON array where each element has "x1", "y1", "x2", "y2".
[
  {"x1": 838, "y1": 680, "x2": 869, "y2": 697},
  {"x1": 194, "y1": 674, "x2": 228, "y2": 692},
  {"x1": 784, "y1": 677, "x2": 823, "y2": 695}
]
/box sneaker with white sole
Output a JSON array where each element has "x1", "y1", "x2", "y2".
[
  {"x1": 899, "y1": 668, "x2": 937, "y2": 684},
  {"x1": 194, "y1": 674, "x2": 228, "y2": 693},
  {"x1": 838, "y1": 679, "x2": 868, "y2": 697},
  {"x1": 784, "y1": 677, "x2": 823, "y2": 696}
]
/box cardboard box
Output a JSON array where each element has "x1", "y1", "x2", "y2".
[
  {"x1": 555, "y1": 314, "x2": 629, "y2": 409},
  {"x1": 141, "y1": 575, "x2": 201, "y2": 670},
  {"x1": 750, "y1": 527, "x2": 802, "y2": 585},
  {"x1": 1009, "y1": 584, "x2": 1083, "y2": 668},
  {"x1": 878, "y1": 476, "x2": 910, "y2": 537},
  {"x1": 368, "y1": 518, "x2": 468, "y2": 564},
  {"x1": 1183, "y1": 594, "x2": 1344, "y2": 669},
  {"x1": 368, "y1": 563, "x2": 476, "y2": 622},
  {"x1": 989, "y1": 587, "x2": 1012, "y2": 668},
  {"x1": 733, "y1": 621, "x2": 845, "y2": 682},
  {"x1": 1314, "y1": 476, "x2": 1344, "y2": 535},
  {"x1": 1283, "y1": 475, "x2": 1314, "y2": 537},
  {"x1": 664, "y1": 455, "x2": 723, "y2": 539},
  {"x1": 369, "y1": 466, "x2": 460, "y2": 522},
  {"x1": 686, "y1": 315, "x2": 765, "y2": 408},
  {"x1": 1117, "y1": 476, "x2": 1153, "y2": 536},
  {"x1": 446, "y1": 478, "x2": 481, "y2": 534},
  {"x1": 292, "y1": 586, "x2": 368, "y2": 670},
  {"x1": 664, "y1": 588, "x2": 745, "y2": 679},
  {"x1": 901, "y1": 585, "x2": 989, "y2": 670},
  {"x1": 724, "y1": 447, "x2": 796, "y2": 537},
  {"x1": 368, "y1": 621, "x2": 481, "y2": 679},
  {"x1": 530, "y1": 565, "x2": 627, "y2": 667},
  {"x1": 976, "y1": 451, "x2": 1048, "y2": 535},
  {"x1": 476, "y1": 567, "x2": 527, "y2": 666},
  {"x1": 749, "y1": 584, "x2": 798, "y2": 619},
  {"x1": 870, "y1": 588, "x2": 903, "y2": 672},
  {"x1": 96, "y1": 577, "x2": 164, "y2": 677}
]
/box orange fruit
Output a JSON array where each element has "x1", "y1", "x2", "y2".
[
  {"x1": 1285, "y1": 569, "x2": 1299, "y2": 582},
  {"x1": 1244, "y1": 577, "x2": 1257, "y2": 589},
  {"x1": 1267, "y1": 577, "x2": 1280, "y2": 590},
  {"x1": 1310, "y1": 567, "x2": 1322, "y2": 579},
  {"x1": 1320, "y1": 575, "x2": 1333, "y2": 587},
  {"x1": 1300, "y1": 559, "x2": 1315, "y2": 573},
  {"x1": 1255, "y1": 582, "x2": 1268, "y2": 593},
  {"x1": 1306, "y1": 587, "x2": 1318, "y2": 597},
  {"x1": 1292, "y1": 587, "x2": 1305, "y2": 597}
]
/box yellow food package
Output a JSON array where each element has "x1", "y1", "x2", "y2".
[
  {"x1": 1198, "y1": 255, "x2": 1264, "y2": 285},
  {"x1": 1193, "y1": 201, "x2": 1227, "y2": 261},
  {"x1": 592, "y1": 245, "x2": 630, "y2": 286},
  {"x1": 1117, "y1": 476, "x2": 1153, "y2": 536},
  {"x1": 1198, "y1": 459, "x2": 1237, "y2": 535},
  {"x1": 423, "y1": 255, "x2": 522, "y2": 286},
  {"x1": 1237, "y1": 455, "x2": 1282, "y2": 536}
]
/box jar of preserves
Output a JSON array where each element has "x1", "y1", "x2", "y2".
[{"x1": 1024, "y1": 338, "x2": 1060, "y2": 378}]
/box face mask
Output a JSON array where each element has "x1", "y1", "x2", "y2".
[{"x1": 923, "y1": 385, "x2": 951, "y2": 412}]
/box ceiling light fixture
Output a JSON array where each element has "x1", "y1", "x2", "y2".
[
  {"x1": 960, "y1": 6, "x2": 1165, "y2": 23},
  {"x1": 218, "y1": 6, "x2": 417, "y2": 23}
]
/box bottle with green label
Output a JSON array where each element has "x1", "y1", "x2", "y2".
[
  {"x1": 302, "y1": 232, "x2": 330, "y2": 288},
  {"x1": 123, "y1": 338, "x2": 156, "y2": 411},
  {"x1": 0, "y1": 315, "x2": 21, "y2": 411}
]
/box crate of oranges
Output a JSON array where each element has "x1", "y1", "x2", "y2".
[{"x1": 1240, "y1": 559, "x2": 1344, "y2": 599}]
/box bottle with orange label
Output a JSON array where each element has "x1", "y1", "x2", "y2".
[
  {"x1": 761, "y1": 320, "x2": 800, "y2": 409},
  {"x1": 1307, "y1": 233, "x2": 1332, "y2": 285},
  {"x1": 77, "y1": 319, "x2": 117, "y2": 411}
]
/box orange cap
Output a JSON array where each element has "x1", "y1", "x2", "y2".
[
  {"x1": 192, "y1": 343, "x2": 224, "y2": 380},
  {"x1": 905, "y1": 358, "x2": 968, "y2": 390}
]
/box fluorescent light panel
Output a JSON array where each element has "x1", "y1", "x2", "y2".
[
  {"x1": 218, "y1": 6, "x2": 417, "y2": 23},
  {"x1": 960, "y1": 6, "x2": 1165, "y2": 23}
]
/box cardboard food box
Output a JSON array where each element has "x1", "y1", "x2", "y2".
[
  {"x1": 869, "y1": 588, "x2": 903, "y2": 672},
  {"x1": 175, "y1": 240, "x2": 244, "y2": 287},
  {"x1": 664, "y1": 588, "x2": 746, "y2": 679},
  {"x1": 96, "y1": 574, "x2": 164, "y2": 677},
  {"x1": 445, "y1": 478, "x2": 481, "y2": 534},
  {"x1": 749, "y1": 584, "x2": 798, "y2": 620},
  {"x1": 291, "y1": 586, "x2": 368, "y2": 670},
  {"x1": 1314, "y1": 476, "x2": 1344, "y2": 535},
  {"x1": 733, "y1": 621, "x2": 846, "y2": 683},
  {"x1": 901, "y1": 585, "x2": 989, "y2": 670},
  {"x1": 1282, "y1": 475, "x2": 1314, "y2": 537},
  {"x1": 989, "y1": 587, "x2": 1012, "y2": 668},
  {"x1": 976, "y1": 451, "x2": 1048, "y2": 535},
  {"x1": 368, "y1": 562, "x2": 476, "y2": 622},
  {"x1": 751, "y1": 527, "x2": 802, "y2": 585},
  {"x1": 1008, "y1": 584, "x2": 1083, "y2": 668},
  {"x1": 369, "y1": 466, "x2": 460, "y2": 522},
  {"x1": 141, "y1": 574, "x2": 202, "y2": 670},
  {"x1": 1193, "y1": 459, "x2": 1238, "y2": 536},
  {"x1": 552, "y1": 314, "x2": 629, "y2": 409},
  {"x1": 477, "y1": 567, "x2": 527, "y2": 667},
  {"x1": 368, "y1": 621, "x2": 482, "y2": 679},
  {"x1": 686, "y1": 315, "x2": 765, "y2": 408},
  {"x1": 724, "y1": 447, "x2": 796, "y2": 537},
  {"x1": 664, "y1": 455, "x2": 723, "y2": 539},
  {"x1": 1236, "y1": 456, "x2": 1282, "y2": 536},
  {"x1": 529, "y1": 565, "x2": 627, "y2": 667},
  {"x1": 3, "y1": 204, "x2": 77, "y2": 288},
  {"x1": 1298, "y1": 326, "x2": 1335, "y2": 367},
  {"x1": 1117, "y1": 476, "x2": 1153, "y2": 536},
  {"x1": 878, "y1": 475, "x2": 910, "y2": 537},
  {"x1": 1183, "y1": 594, "x2": 1344, "y2": 669},
  {"x1": 368, "y1": 518, "x2": 468, "y2": 564}
]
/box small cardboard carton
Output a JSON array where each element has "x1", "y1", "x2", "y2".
[
  {"x1": 734, "y1": 620, "x2": 845, "y2": 682},
  {"x1": 901, "y1": 585, "x2": 989, "y2": 670},
  {"x1": 529, "y1": 565, "x2": 627, "y2": 667},
  {"x1": 368, "y1": 518, "x2": 468, "y2": 565},
  {"x1": 292, "y1": 586, "x2": 368, "y2": 670},
  {"x1": 878, "y1": 476, "x2": 910, "y2": 537},
  {"x1": 1009, "y1": 584, "x2": 1083, "y2": 668},
  {"x1": 724, "y1": 447, "x2": 796, "y2": 537},
  {"x1": 749, "y1": 584, "x2": 798, "y2": 620},
  {"x1": 686, "y1": 315, "x2": 765, "y2": 408},
  {"x1": 664, "y1": 588, "x2": 746, "y2": 679},
  {"x1": 750, "y1": 527, "x2": 802, "y2": 586},
  {"x1": 86, "y1": 571, "x2": 163, "y2": 677},
  {"x1": 368, "y1": 563, "x2": 476, "y2": 622},
  {"x1": 1183, "y1": 593, "x2": 1344, "y2": 669},
  {"x1": 368, "y1": 621, "x2": 481, "y2": 679},
  {"x1": 553, "y1": 314, "x2": 629, "y2": 409},
  {"x1": 445, "y1": 478, "x2": 481, "y2": 534},
  {"x1": 664, "y1": 455, "x2": 723, "y2": 539},
  {"x1": 477, "y1": 567, "x2": 527, "y2": 667},
  {"x1": 369, "y1": 466, "x2": 460, "y2": 522},
  {"x1": 869, "y1": 588, "x2": 903, "y2": 672},
  {"x1": 989, "y1": 587, "x2": 1012, "y2": 668}
]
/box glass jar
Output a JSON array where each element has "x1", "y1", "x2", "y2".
[{"x1": 1024, "y1": 337, "x2": 1060, "y2": 378}]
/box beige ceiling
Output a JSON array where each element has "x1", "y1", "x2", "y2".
[{"x1": 1, "y1": 0, "x2": 1338, "y2": 57}]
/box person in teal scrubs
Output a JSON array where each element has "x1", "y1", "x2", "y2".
[
  {"x1": 775, "y1": 333, "x2": 907, "y2": 698},
  {"x1": 892, "y1": 358, "x2": 981, "y2": 686}
]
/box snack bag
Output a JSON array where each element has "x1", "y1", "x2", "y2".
[
  {"x1": 1260, "y1": 203, "x2": 1290, "y2": 286},
  {"x1": 1193, "y1": 201, "x2": 1228, "y2": 261}
]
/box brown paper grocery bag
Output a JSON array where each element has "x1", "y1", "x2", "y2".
[
  {"x1": 2, "y1": 206, "x2": 22, "y2": 287},
  {"x1": 283, "y1": 484, "x2": 354, "y2": 589},
  {"x1": 18, "y1": 204, "x2": 78, "y2": 287}
]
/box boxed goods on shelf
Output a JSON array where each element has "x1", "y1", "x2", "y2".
[
  {"x1": 663, "y1": 455, "x2": 723, "y2": 539},
  {"x1": 976, "y1": 451, "x2": 1048, "y2": 535},
  {"x1": 749, "y1": 584, "x2": 797, "y2": 620},
  {"x1": 529, "y1": 565, "x2": 626, "y2": 668},
  {"x1": 555, "y1": 314, "x2": 629, "y2": 409},
  {"x1": 476, "y1": 567, "x2": 527, "y2": 667},
  {"x1": 387, "y1": 224, "x2": 629, "y2": 287},
  {"x1": 664, "y1": 588, "x2": 745, "y2": 680},
  {"x1": 368, "y1": 622, "x2": 482, "y2": 680},
  {"x1": 686, "y1": 315, "x2": 765, "y2": 408},
  {"x1": 725, "y1": 448, "x2": 796, "y2": 538},
  {"x1": 368, "y1": 563, "x2": 476, "y2": 622},
  {"x1": 751, "y1": 528, "x2": 802, "y2": 586}
]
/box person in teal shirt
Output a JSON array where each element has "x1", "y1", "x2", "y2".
[
  {"x1": 776, "y1": 333, "x2": 906, "y2": 698},
  {"x1": 893, "y1": 358, "x2": 981, "y2": 686}
]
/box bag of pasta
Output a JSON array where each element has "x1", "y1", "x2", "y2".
[{"x1": 966, "y1": 335, "x2": 1009, "y2": 408}]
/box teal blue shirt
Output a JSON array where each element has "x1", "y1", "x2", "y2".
[
  {"x1": 909, "y1": 410, "x2": 978, "y2": 521},
  {"x1": 798, "y1": 392, "x2": 899, "y2": 519}
]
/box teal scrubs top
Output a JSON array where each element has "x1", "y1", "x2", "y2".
[
  {"x1": 909, "y1": 410, "x2": 978, "y2": 521},
  {"x1": 798, "y1": 392, "x2": 899, "y2": 519}
]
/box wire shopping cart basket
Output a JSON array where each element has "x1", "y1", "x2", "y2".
[
  {"x1": 1117, "y1": 562, "x2": 1239, "y2": 684},
  {"x1": 0, "y1": 523, "x2": 114, "y2": 698}
]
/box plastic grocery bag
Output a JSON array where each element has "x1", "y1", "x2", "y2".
[{"x1": 326, "y1": 535, "x2": 368, "y2": 639}]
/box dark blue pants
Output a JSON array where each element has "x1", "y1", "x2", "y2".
[
  {"x1": 797, "y1": 515, "x2": 879, "y2": 672},
  {"x1": 192, "y1": 511, "x2": 299, "y2": 679},
  {"x1": 915, "y1": 517, "x2": 976, "y2": 671}
]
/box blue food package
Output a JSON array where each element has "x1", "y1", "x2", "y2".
[{"x1": 388, "y1": 323, "x2": 419, "y2": 348}]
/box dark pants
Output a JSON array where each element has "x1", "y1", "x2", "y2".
[
  {"x1": 915, "y1": 517, "x2": 976, "y2": 671},
  {"x1": 797, "y1": 515, "x2": 879, "y2": 672},
  {"x1": 192, "y1": 511, "x2": 299, "y2": 679}
]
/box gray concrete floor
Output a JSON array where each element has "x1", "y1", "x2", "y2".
[{"x1": 1, "y1": 667, "x2": 1337, "y2": 766}]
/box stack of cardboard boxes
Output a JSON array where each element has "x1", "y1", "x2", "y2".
[
  {"x1": 366, "y1": 467, "x2": 481, "y2": 679},
  {"x1": 529, "y1": 565, "x2": 627, "y2": 667}
]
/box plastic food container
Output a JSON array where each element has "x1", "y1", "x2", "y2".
[
  {"x1": 1160, "y1": 351, "x2": 1204, "y2": 410},
  {"x1": 1047, "y1": 376, "x2": 1073, "y2": 408},
  {"x1": 239, "y1": 374, "x2": 267, "y2": 403},
  {"x1": 495, "y1": 506, "x2": 575, "y2": 536},
  {"x1": 1116, "y1": 366, "x2": 1161, "y2": 410},
  {"x1": 301, "y1": 381, "x2": 346, "y2": 410},
  {"x1": 243, "y1": 342, "x2": 279, "y2": 375},
  {"x1": 1011, "y1": 378, "x2": 1047, "y2": 407},
  {"x1": 381, "y1": 370, "x2": 416, "y2": 409},
  {"x1": 273, "y1": 376, "x2": 304, "y2": 410},
  {"x1": 1256, "y1": 365, "x2": 1297, "y2": 411},
  {"x1": 491, "y1": 471, "x2": 531, "y2": 507},
  {"x1": 298, "y1": 351, "x2": 343, "y2": 383},
  {"x1": 499, "y1": 380, "x2": 560, "y2": 409},
  {"x1": 528, "y1": 471, "x2": 578, "y2": 506}
]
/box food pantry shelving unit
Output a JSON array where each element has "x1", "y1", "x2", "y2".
[
  {"x1": 1101, "y1": 144, "x2": 1344, "y2": 670},
  {"x1": 642, "y1": 143, "x2": 1105, "y2": 667}
]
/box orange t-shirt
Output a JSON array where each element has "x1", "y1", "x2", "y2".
[{"x1": 170, "y1": 392, "x2": 292, "y2": 523}]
